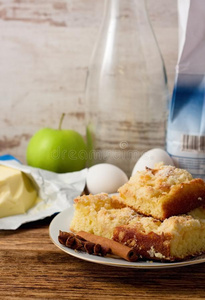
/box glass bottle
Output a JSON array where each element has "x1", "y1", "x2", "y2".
[{"x1": 85, "y1": 0, "x2": 169, "y2": 177}]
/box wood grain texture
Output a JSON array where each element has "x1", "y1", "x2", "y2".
[
  {"x1": 1, "y1": 217, "x2": 205, "y2": 300},
  {"x1": 0, "y1": 0, "x2": 178, "y2": 163}
]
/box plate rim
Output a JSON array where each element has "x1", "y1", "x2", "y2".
[{"x1": 49, "y1": 206, "x2": 205, "y2": 269}]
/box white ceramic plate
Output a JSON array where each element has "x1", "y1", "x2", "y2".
[{"x1": 49, "y1": 207, "x2": 205, "y2": 269}]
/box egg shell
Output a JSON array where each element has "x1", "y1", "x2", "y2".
[
  {"x1": 132, "y1": 148, "x2": 175, "y2": 176},
  {"x1": 86, "y1": 163, "x2": 128, "y2": 194}
]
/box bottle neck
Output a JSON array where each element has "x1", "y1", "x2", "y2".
[{"x1": 103, "y1": 0, "x2": 148, "y2": 24}]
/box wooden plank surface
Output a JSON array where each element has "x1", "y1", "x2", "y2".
[{"x1": 1, "y1": 217, "x2": 205, "y2": 300}]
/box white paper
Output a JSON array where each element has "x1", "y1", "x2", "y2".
[
  {"x1": 0, "y1": 160, "x2": 87, "y2": 230},
  {"x1": 177, "y1": 0, "x2": 205, "y2": 74},
  {"x1": 177, "y1": 0, "x2": 190, "y2": 61}
]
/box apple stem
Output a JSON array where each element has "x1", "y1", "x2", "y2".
[{"x1": 58, "y1": 113, "x2": 65, "y2": 130}]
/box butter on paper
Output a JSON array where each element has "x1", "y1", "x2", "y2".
[
  {"x1": 0, "y1": 165, "x2": 37, "y2": 218},
  {"x1": 0, "y1": 160, "x2": 87, "y2": 230}
]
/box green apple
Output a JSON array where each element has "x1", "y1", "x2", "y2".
[{"x1": 26, "y1": 114, "x2": 87, "y2": 173}]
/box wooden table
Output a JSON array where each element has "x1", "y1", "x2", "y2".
[{"x1": 0, "y1": 216, "x2": 205, "y2": 300}]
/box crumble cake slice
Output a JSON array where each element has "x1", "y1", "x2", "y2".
[{"x1": 117, "y1": 164, "x2": 205, "y2": 220}]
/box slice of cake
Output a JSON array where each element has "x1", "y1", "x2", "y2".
[
  {"x1": 69, "y1": 192, "x2": 205, "y2": 261},
  {"x1": 70, "y1": 193, "x2": 137, "y2": 239},
  {"x1": 113, "y1": 206, "x2": 205, "y2": 261},
  {"x1": 118, "y1": 164, "x2": 205, "y2": 220}
]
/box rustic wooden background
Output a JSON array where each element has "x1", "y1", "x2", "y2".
[{"x1": 0, "y1": 0, "x2": 178, "y2": 164}]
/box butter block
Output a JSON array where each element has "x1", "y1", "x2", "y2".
[{"x1": 0, "y1": 165, "x2": 37, "y2": 218}]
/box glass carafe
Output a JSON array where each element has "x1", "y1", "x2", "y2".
[{"x1": 85, "y1": 0, "x2": 169, "y2": 177}]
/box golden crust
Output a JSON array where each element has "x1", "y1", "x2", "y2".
[
  {"x1": 113, "y1": 226, "x2": 172, "y2": 261},
  {"x1": 113, "y1": 207, "x2": 205, "y2": 261},
  {"x1": 118, "y1": 165, "x2": 205, "y2": 220},
  {"x1": 159, "y1": 178, "x2": 205, "y2": 219}
]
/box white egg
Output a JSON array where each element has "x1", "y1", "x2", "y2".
[
  {"x1": 131, "y1": 148, "x2": 175, "y2": 176},
  {"x1": 86, "y1": 163, "x2": 128, "y2": 194}
]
